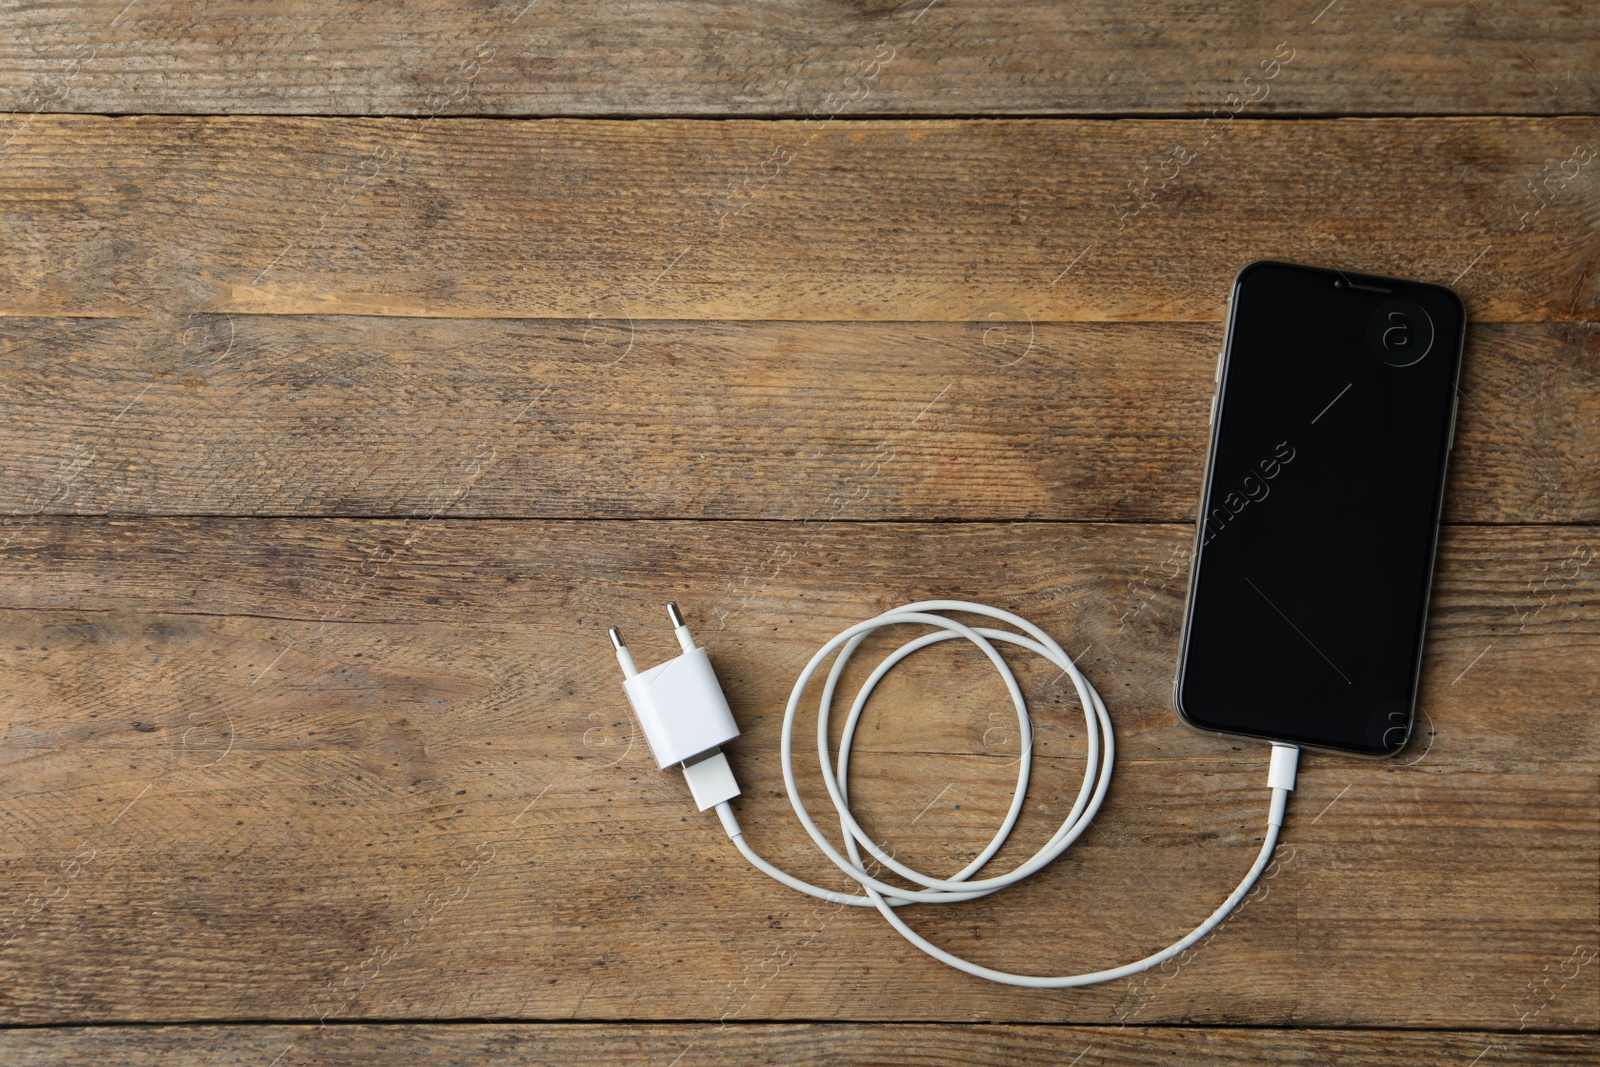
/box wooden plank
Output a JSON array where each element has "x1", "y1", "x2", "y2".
[
  {"x1": 0, "y1": 1023, "x2": 1595, "y2": 1066},
  {"x1": 0, "y1": 519, "x2": 1593, "y2": 1026},
  {"x1": 0, "y1": 317, "x2": 1594, "y2": 523},
  {"x1": 2, "y1": 117, "x2": 1596, "y2": 322},
  {"x1": 2, "y1": 2, "x2": 1597, "y2": 118}
]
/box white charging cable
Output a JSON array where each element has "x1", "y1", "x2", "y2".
[{"x1": 609, "y1": 599, "x2": 1298, "y2": 988}]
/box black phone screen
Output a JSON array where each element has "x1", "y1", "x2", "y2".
[{"x1": 1175, "y1": 261, "x2": 1465, "y2": 755}]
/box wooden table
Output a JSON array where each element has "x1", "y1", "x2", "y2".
[{"x1": 2, "y1": 3, "x2": 1596, "y2": 1063}]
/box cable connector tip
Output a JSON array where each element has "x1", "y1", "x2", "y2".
[{"x1": 1268, "y1": 743, "x2": 1299, "y2": 792}]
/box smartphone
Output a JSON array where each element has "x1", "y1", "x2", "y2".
[{"x1": 1174, "y1": 260, "x2": 1466, "y2": 756}]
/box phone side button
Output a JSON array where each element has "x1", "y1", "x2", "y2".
[{"x1": 1208, "y1": 394, "x2": 1217, "y2": 425}]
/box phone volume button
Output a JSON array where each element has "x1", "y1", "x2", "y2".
[{"x1": 1208, "y1": 394, "x2": 1217, "y2": 425}]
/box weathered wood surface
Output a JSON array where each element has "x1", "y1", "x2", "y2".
[
  {"x1": 0, "y1": 519, "x2": 1593, "y2": 1026},
  {"x1": 2, "y1": 3, "x2": 1597, "y2": 1050},
  {"x1": 2, "y1": 117, "x2": 1596, "y2": 323},
  {"x1": 0, "y1": 316, "x2": 1595, "y2": 523},
  {"x1": 0, "y1": 1023, "x2": 1595, "y2": 1066},
  {"x1": 2, "y1": 1, "x2": 1597, "y2": 118}
]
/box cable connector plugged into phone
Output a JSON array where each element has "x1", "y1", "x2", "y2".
[{"x1": 608, "y1": 603, "x2": 741, "y2": 811}]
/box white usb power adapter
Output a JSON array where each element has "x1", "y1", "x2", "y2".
[{"x1": 609, "y1": 604, "x2": 741, "y2": 810}]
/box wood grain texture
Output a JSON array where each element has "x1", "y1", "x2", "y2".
[
  {"x1": 2, "y1": 1, "x2": 1597, "y2": 118},
  {"x1": 4, "y1": 0, "x2": 1595, "y2": 1053},
  {"x1": 0, "y1": 316, "x2": 1595, "y2": 523},
  {"x1": 3, "y1": 117, "x2": 1597, "y2": 323},
  {"x1": 0, "y1": 519, "x2": 1593, "y2": 1026},
  {"x1": 0, "y1": 1023, "x2": 1595, "y2": 1066}
]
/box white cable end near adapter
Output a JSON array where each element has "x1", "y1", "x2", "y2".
[
  {"x1": 682, "y1": 746, "x2": 740, "y2": 811},
  {"x1": 609, "y1": 604, "x2": 741, "y2": 811}
]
